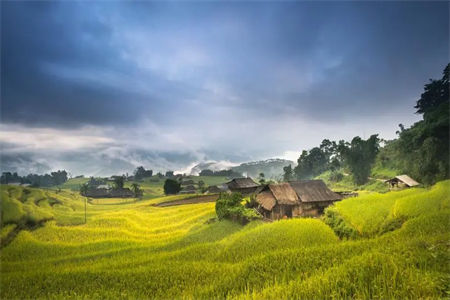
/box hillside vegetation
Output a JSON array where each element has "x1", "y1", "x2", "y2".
[{"x1": 1, "y1": 181, "x2": 449, "y2": 299}]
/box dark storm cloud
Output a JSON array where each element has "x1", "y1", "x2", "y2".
[
  {"x1": 2, "y1": 1, "x2": 448, "y2": 126},
  {"x1": 1, "y1": 1, "x2": 448, "y2": 174}
]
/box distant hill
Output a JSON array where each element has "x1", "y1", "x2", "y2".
[
  {"x1": 190, "y1": 158, "x2": 293, "y2": 179},
  {"x1": 231, "y1": 159, "x2": 294, "y2": 179},
  {"x1": 189, "y1": 161, "x2": 239, "y2": 175}
]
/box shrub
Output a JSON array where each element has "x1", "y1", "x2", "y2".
[
  {"x1": 215, "y1": 193, "x2": 261, "y2": 224},
  {"x1": 163, "y1": 179, "x2": 181, "y2": 195}
]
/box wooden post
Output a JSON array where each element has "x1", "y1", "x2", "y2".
[{"x1": 84, "y1": 197, "x2": 87, "y2": 224}]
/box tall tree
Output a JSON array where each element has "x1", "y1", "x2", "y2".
[
  {"x1": 113, "y1": 176, "x2": 125, "y2": 189},
  {"x1": 283, "y1": 165, "x2": 293, "y2": 182},
  {"x1": 342, "y1": 135, "x2": 380, "y2": 185}
]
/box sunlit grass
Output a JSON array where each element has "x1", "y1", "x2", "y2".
[{"x1": 1, "y1": 181, "x2": 449, "y2": 299}]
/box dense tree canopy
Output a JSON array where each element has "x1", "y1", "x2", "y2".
[
  {"x1": 163, "y1": 178, "x2": 181, "y2": 195},
  {"x1": 341, "y1": 135, "x2": 380, "y2": 185},
  {"x1": 134, "y1": 166, "x2": 153, "y2": 181}
]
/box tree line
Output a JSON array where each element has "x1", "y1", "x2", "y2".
[
  {"x1": 284, "y1": 63, "x2": 449, "y2": 186},
  {"x1": 0, "y1": 170, "x2": 68, "y2": 187}
]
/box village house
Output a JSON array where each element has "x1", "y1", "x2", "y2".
[
  {"x1": 179, "y1": 184, "x2": 197, "y2": 194},
  {"x1": 385, "y1": 175, "x2": 420, "y2": 188},
  {"x1": 181, "y1": 179, "x2": 195, "y2": 186},
  {"x1": 255, "y1": 180, "x2": 342, "y2": 220},
  {"x1": 204, "y1": 184, "x2": 230, "y2": 194},
  {"x1": 85, "y1": 186, "x2": 134, "y2": 198},
  {"x1": 226, "y1": 177, "x2": 259, "y2": 195}
]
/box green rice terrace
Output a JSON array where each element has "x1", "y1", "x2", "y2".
[{"x1": 1, "y1": 180, "x2": 449, "y2": 299}]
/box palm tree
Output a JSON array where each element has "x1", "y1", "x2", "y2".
[{"x1": 130, "y1": 183, "x2": 141, "y2": 198}]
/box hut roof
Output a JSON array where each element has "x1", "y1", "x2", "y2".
[
  {"x1": 183, "y1": 184, "x2": 196, "y2": 191},
  {"x1": 205, "y1": 185, "x2": 222, "y2": 193},
  {"x1": 256, "y1": 191, "x2": 277, "y2": 210},
  {"x1": 268, "y1": 183, "x2": 298, "y2": 205},
  {"x1": 289, "y1": 180, "x2": 342, "y2": 203},
  {"x1": 227, "y1": 177, "x2": 259, "y2": 189},
  {"x1": 389, "y1": 175, "x2": 420, "y2": 187},
  {"x1": 181, "y1": 179, "x2": 195, "y2": 185}
]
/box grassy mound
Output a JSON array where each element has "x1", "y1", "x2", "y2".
[
  {"x1": 323, "y1": 180, "x2": 450, "y2": 237},
  {"x1": 220, "y1": 219, "x2": 338, "y2": 261}
]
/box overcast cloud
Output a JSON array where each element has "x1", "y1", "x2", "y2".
[{"x1": 1, "y1": 1, "x2": 448, "y2": 176}]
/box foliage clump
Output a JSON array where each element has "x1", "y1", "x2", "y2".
[
  {"x1": 215, "y1": 192, "x2": 261, "y2": 224},
  {"x1": 163, "y1": 179, "x2": 181, "y2": 195}
]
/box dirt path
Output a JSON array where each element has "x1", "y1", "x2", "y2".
[{"x1": 154, "y1": 194, "x2": 219, "y2": 207}]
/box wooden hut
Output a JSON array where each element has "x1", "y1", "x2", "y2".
[
  {"x1": 255, "y1": 180, "x2": 342, "y2": 219},
  {"x1": 289, "y1": 180, "x2": 342, "y2": 216},
  {"x1": 110, "y1": 188, "x2": 134, "y2": 198},
  {"x1": 181, "y1": 179, "x2": 195, "y2": 186},
  {"x1": 179, "y1": 184, "x2": 196, "y2": 194},
  {"x1": 226, "y1": 177, "x2": 259, "y2": 195},
  {"x1": 385, "y1": 175, "x2": 419, "y2": 188},
  {"x1": 204, "y1": 185, "x2": 223, "y2": 194},
  {"x1": 256, "y1": 183, "x2": 300, "y2": 219}
]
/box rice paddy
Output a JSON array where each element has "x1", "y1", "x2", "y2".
[{"x1": 1, "y1": 180, "x2": 449, "y2": 299}]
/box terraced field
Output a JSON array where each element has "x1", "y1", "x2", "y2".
[{"x1": 1, "y1": 181, "x2": 449, "y2": 299}]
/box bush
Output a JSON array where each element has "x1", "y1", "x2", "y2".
[
  {"x1": 163, "y1": 179, "x2": 181, "y2": 195},
  {"x1": 215, "y1": 193, "x2": 261, "y2": 224}
]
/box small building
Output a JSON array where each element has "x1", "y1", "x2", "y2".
[
  {"x1": 385, "y1": 175, "x2": 420, "y2": 188},
  {"x1": 181, "y1": 179, "x2": 195, "y2": 186},
  {"x1": 110, "y1": 188, "x2": 134, "y2": 198},
  {"x1": 205, "y1": 185, "x2": 222, "y2": 194},
  {"x1": 256, "y1": 183, "x2": 299, "y2": 219},
  {"x1": 204, "y1": 184, "x2": 230, "y2": 194},
  {"x1": 226, "y1": 177, "x2": 259, "y2": 195},
  {"x1": 255, "y1": 180, "x2": 342, "y2": 220},
  {"x1": 179, "y1": 184, "x2": 197, "y2": 194},
  {"x1": 85, "y1": 187, "x2": 134, "y2": 198}
]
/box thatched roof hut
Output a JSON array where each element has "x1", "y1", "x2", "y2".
[
  {"x1": 256, "y1": 183, "x2": 298, "y2": 211},
  {"x1": 289, "y1": 180, "x2": 342, "y2": 203},
  {"x1": 179, "y1": 184, "x2": 196, "y2": 194},
  {"x1": 205, "y1": 185, "x2": 222, "y2": 194},
  {"x1": 255, "y1": 180, "x2": 342, "y2": 219},
  {"x1": 385, "y1": 175, "x2": 419, "y2": 188},
  {"x1": 181, "y1": 179, "x2": 195, "y2": 185},
  {"x1": 226, "y1": 177, "x2": 259, "y2": 194}
]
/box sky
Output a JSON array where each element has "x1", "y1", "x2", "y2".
[{"x1": 1, "y1": 1, "x2": 448, "y2": 176}]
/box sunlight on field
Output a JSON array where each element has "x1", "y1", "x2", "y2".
[{"x1": 1, "y1": 181, "x2": 449, "y2": 299}]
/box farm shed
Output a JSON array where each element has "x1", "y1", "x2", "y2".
[
  {"x1": 85, "y1": 187, "x2": 134, "y2": 198},
  {"x1": 181, "y1": 179, "x2": 195, "y2": 185},
  {"x1": 179, "y1": 184, "x2": 197, "y2": 194},
  {"x1": 226, "y1": 177, "x2": 259, "y2": 195},
  {"x1": 385, "y1": 175, "x2": 420, "y2": 188},
  {"x1": 256, "y1": 183, "x2": 300, "y2": 220},
  {"x1": 205, "y1": 185, "x2": 222, "y2": 194},
  {"x1": 255, "y1": 180, "x2": 342, "y2": 220},
  {"x1": 110, "y1": 188, "x2": 134, "y2": 198}
]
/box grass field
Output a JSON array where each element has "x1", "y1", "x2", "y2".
[{"x1": 1, "y1": 180, "x2": 449, "y2": 299}]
